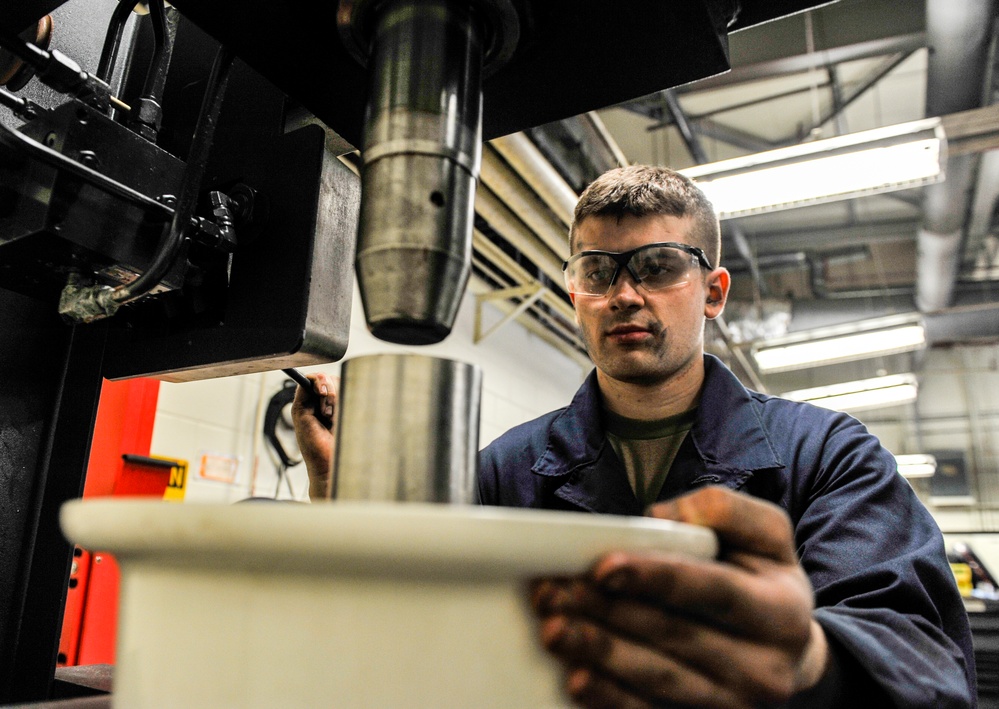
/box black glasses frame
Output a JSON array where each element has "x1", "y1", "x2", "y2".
[{"x1": 562, "y1": 241, "x2": 714, "y2": 294}]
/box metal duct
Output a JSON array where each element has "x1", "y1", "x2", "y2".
[
  {"x1": 925, "y1": 302, "x2": 999, "y2": 344},
  {"x1": 968, "y1": 150, "x2": 999, "y2": 242},
  {"x1": 787, "y1": 294, "x2": 999, "y2": 344},
  {"x1": 480, "y1": 146, "x2": 570, "y2": 259},
  {"x1": 490, "y1": 132, "x2": 577, "y2": 227},
  {"x1": 584, "y1": 111, "x2": 630, "y2": 170},
  {"x1": 916, "y1": 0, "x2": 997, "y2": 312},
  {"x1": 964, "y1": 42, "x2": 999, "y2": 278},
  {"x1": 473, "y1": 185, "x2": 565, "y2": 283},
  {"x1": 472, "y1": 230, "x2": 576, "y2": 326}
]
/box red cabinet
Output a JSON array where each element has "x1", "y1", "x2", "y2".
[{"x1": 58, "y1": 378, "x2": 160, "y2": 667}]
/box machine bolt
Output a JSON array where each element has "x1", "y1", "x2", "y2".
[{"x1": 77, "y1": 150, "x2": 97, "y2": 167}]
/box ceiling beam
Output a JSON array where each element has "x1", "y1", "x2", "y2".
[
  {"x1": 676, "y1": 32, "x2": 926, "y2": 94},
  {"x1": 744, "y1": 219, "x2": 921, "y2": 254},
  {"x1": 660, "y1": 89, "x2": 768, "y2": 296},
  {"x1": 783, "y1": 50, "x2": 918, "y2": 144}
]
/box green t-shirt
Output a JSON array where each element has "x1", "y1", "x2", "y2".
[{"x1": 603, "y1": 406, "x2": 697, "y2": 508}]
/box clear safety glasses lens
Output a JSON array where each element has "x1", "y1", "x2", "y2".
[{"x1": 563, "y1": 244, "x2": 704, "y2": 297}]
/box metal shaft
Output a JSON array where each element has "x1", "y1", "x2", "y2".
[
  {"x1": 356, "y1": 0, "x2": 483, "y2": 344},
  {"x1": 333, "y1": 354, "x2": 482, "y2": 503}
]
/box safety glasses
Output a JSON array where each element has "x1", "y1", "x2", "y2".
[{"x1": 562, "y1": 242, "x2": 713, "y2": 297}]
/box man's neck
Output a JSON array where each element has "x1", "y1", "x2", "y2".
[{"x1": 596, "y1": 356, "x2": 705, "y2": 421}]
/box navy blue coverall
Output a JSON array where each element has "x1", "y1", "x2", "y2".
[{"x1": 479, "y1": 354, "x2": 976, "y2": 707}]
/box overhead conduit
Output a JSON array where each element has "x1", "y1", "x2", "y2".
[
  {"x1": 480, "y1": 147, "x2": 571, "y2": 261},
  {"x1": 917, "y1": 0, "x2": 998, "y2": 313},
  {"x1": 490, "y1": 132, "x2": 578, "y2": 227},
  {"x1": 461, "y1": 112, "x2": 672, "y2": 364},
  {"x1": 471, "y1": 139, "x2": 584, "y2": 358}
]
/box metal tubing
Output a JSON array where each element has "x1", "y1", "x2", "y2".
[
  {"x1": 474, "y1": 184, "x2": 564, "y2": 283},
  {"x1": 480, "y1": 146, "x2": 569, "y2": 260},
  {"x1": 917, "y1": 0, "x2": 998, "y2": 312},
  {"x1": 111, "y1": 44, "x2": 234, "y2": 305},
  {"x1": 333, "y1": 354, "x2": 482, "y2": 503},
  {"x1": 139, "y1": 0, "x2": 168, "y2": 102},
  {"x1": 490, "y1": 132, "x2": 577, "y2": 227},
  {"x1": 96, "y1": 0, "x2": 136, "y2": 83},
  {"x1": 355, "y1": 0, "x2": 483, "y2": 344}
]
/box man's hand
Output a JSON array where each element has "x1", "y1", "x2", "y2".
[
  {"x1": 290, "y1": 372, "x2": 338, "y2": 500},
  {"x1": 531, "y1": 487, "x2": 829, "y2": 709}
]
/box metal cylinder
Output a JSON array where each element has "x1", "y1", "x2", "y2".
[
  {"x1": 355, "y1": 0, "x2": 483, "y2": 345},
  {"x1": 333, "y1": 354, "x2": 482, "y2": 503}
]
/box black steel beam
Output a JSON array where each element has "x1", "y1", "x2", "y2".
[
  {"x1": 0, "y1": 288, "x2": 107, "y2": 703},
  {"x1": 677, "y1": 32, "x2": 926, "y2": 94}
]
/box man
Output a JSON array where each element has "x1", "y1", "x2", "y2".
[{"x1": 294, "y1": 165, "x2": 975, "y2": 708}]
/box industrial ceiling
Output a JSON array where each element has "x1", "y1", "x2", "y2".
[{"x1": 472, "y1": 0, "x2": 999, "y2": 519}]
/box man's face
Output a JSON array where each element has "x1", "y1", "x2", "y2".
[{"x1": 569, "y1": 213, "x2": 729, "y2": 388}]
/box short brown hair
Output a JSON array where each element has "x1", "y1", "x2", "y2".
[{"x1": 569, "y1": 165, "x2": 721, "y2": 267}]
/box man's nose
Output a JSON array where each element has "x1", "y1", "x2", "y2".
[{"x1": 607, "y1": 269, "x2": 646, "y2": 308}]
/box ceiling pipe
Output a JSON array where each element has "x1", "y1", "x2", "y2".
[
  {"x1": 727, "y1": 251, "x2": 809, "y2": 275},
  {"x1": 489, "y1": 132, "x2": 578, "y2": 227},
  {"x1": 473, "y1": 185, "x2": 565, "y2": 284},
  {"x1": 916, "y1": 0, "x2": 997, "y2": 312},
  {"x1": 964, "y1": 34, "x2": 999, "y2": 275},
  {"x1": 480, "y1": 146, "x2": 570, "y2": 260},
  {"x1": 523, "y1": 115, "x2": 627, "y2": 194},
  {"x1": 965, "y1": 150, "x2": 999, "y2": 268},
  {"x1": 787, "y1": 292, "x2": 999, "y2": 343},
  {"x1": 660, "y1": 89, "x2": 768, "y2": 296},
  {"x1": 917, "y1": 155, "x2": 978, "y2": 311},
  {"x1": 584, "y1": 111, "x2": 630, "y2": 169},
  {"x1": 470, "y1": 230, "x2": 588, "y2": 366}
]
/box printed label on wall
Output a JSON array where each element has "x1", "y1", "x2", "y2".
[{"x1": 198, "y1": 452, "x2": 240, "y2": 483}]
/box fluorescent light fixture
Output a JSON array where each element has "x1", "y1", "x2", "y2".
[
  {"x1": 930, "y1": 495, "x2": 977, "y2": 507},
  {"x1": 895, "y1": 454, "x2": 937, "y2": 479},
  {"x1": 680, "y1": 118, "x2": 946, "y2": 219},
  {"x1": 782, "y1": 373, "x2": 918, "y2": 412},
  {"x1": 752, "y1": 315, "x2": 926, "y2": 373}
]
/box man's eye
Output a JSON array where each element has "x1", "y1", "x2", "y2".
[
  {"x1": 637, "y1": 259, "x2": 676, "y2": 277},
  {"x1": 584, "y1": 268, "x2": 613, "y2": 282}
]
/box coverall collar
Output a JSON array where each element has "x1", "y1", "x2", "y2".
[{"x1": 531, "y1": 354, "x2": 785, "y2": 513}]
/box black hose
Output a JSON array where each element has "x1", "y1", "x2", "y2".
[
  {"x1": 96, "y1": 0, "x2": 136, "y2": 83},
  {"x1": 111, "y1": 44, "x2": 235, "y2": 305},
  {"x1": 264, "y1": 381, "x2": 301, "y2": 470},
  {"x1": 139, "y1": 0, "x2": 168, "y2": 103}
]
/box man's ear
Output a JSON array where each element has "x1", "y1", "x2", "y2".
[{"x1": 704, "y1": 267, "x2": 730, "y2": 321}]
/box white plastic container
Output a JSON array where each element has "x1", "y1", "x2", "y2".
[{"x1": 61, "y1": 500, "x2": 717, "y2": 708}]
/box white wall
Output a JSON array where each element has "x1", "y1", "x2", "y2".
[
  {"x1": 944, "y1": 533, "x2": 999, "y2": 581},
  {"x1": 150, "y1": 278, "x2": 588, "y2": 504}
]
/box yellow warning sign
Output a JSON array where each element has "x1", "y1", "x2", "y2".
[{"x1": 162, "y1": 459, "x2": 189, "y2": 502}]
